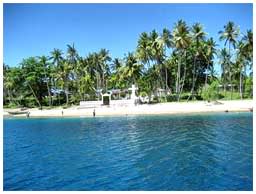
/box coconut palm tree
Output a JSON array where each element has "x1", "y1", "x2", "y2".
[
  {"x1": 242, "y1": 30, "x2": 253, "y2": 69},
  {"x1": 219, "y1": 21, "x2": 239, "y2": 99},
  {"x1": 111, "y1": 58, "x2": 121, "y2": 72},
  {"x1": 38, "y1": 55, "x2": 52, "y2": 106},
  {"x1": 136, "y1": 32, "x2": 151, "y2": 69},
  {"x1": 161, "y1": 28, "x2": 173, "y2": 90},
  {"x1": 50, "y1": 48, "x2": 63, "y2": 66},
  {"x1": 204, "y1": 38, "x2": 217, "y2": 87},
  {"x1": 122, "y1": 52, "x2": 142, "y2": 85},
  {"x1": 150, "y1": 30, "x2": 165, "y2": 89},
  {"x1": 187, "y1": 23, "x2": 206, "y2": 101},
  {"x1": 50, "y1": 49, "x2": 64, "y2": 105},
  {"x1": 99, "y1": 49, "x2": 111, "y2": 91},
  {"x1": 172, "y1": 20, "x2": 191, "y2": 101},
  {"x1": 4, "y1": 65, "x2": 22, "y2": 106},
  {"x1": 67, "y1": 43, "x2": 78, "y2": 83},
  {"x1": 21, "y1": 57, "x2": 44, "y2": 108},
  {"x1": 219, "y1": 48, "x2": 229, "y2": 95},
  {"x1": 236, "y1": 41, "x2": 246, "y2": 99}
]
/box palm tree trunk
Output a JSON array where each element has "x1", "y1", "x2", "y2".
[
  {"x1": 176, "y1": 53, "x2": 181, "y2": 101},
  {"x1": 46, "y1": 80, "x2": 51, "y2": 106},
  {"x1": 228, "y1": 42, "x2": 232, "y2": 100},
  {"x1": 7, "y1": 88, "x2": 19, "y2": 106},
  {"x1": 64, "y1": 80, "x2": 69, "y2": 106},
  {"x1": 239, "y1": 68, "x2": 243, "y2": 99},
  {"x1": 179, "y1": 51, "x2": 187, "y2": 101},
  {"x1": 179, "y1": 64, "x2": 186, "y2": 101},
  {"x1": 57, "y1": 93, "x2": 60, "y2": 106},
  {"x1": 28, "y1": 82, "x2": 41, "y2": 108},
  {"x1": 205, "y1": 60, "x2": 210, "y2": 87},
  {"x1": 165, "y1": 67, "x2": 168, "y2": 90},
  {"x1": 187, "y1": 55, "x2": 197, "y2": 101},
  {"x1": 102, "y1": 72, "x2": 105, "y2": 91},
  {"x1": 230, "y1": 75, "x2": 233, "y2": 100},
  {"x1": 65, "y1": 90, "x2": 69, "y2": 106}
]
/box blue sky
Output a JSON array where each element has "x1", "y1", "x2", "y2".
[{"x1": 4, "y1": 3, "x2": 253, "y2": 72}]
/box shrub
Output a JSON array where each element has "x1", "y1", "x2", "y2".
[
  {"x1": 201, "y1": 81, "x2": 219, "y2": 101},
  {"x1": 140, "y1": 91, "x2": 147, "y2": 98},
  {"x1": 166, "y1": 94, "x2": 176, "y2": 102}
]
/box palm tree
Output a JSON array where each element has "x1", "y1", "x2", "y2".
[
  {"x1": 236, "y1": 41, "x2": 246, "y2": 99},
  {"x1": 61, "y1": 59, "x2": 72, "y2": 106},
  {"x1": 99, "y1": 49, "x2": 111, "y2": 91},
  {"x1": 38, "y1": 55, "x2": 52, "y2": 106},
  {"x1": 21, "y1": 57, "x2": 43, "y2": 108},
  {"x1": 91, "y1": 52, "x2": 102, "y2": 96},
  {"x1": 161, "y1": 28, "x2": 173, "y2": 91},
  {"x1": 242, "y1": 30, "x2": 253, "y2": 70},
  {"x1": 50, "y1": 48, "x2": 63, "y2": 66},
  {"x1": 136, "y1": 32, "x2": 151, "y2": 68},
  {"x1": 219, "y1": 21, "x2": 239, "y2": 99},
  {"x1": 50, "y1": 48, "x2": 64, "y2": 105},
  {"x1": 242, "y1": 30, "x2": 253, "y2": 98},
  {"x1": 150, "y1": 30, "x2": 165, "y2": 90},
  {"x1": 67, "y1": 43, "x2": 78, "y2": 64},
  {"x1": 4, "y1": 65, "x2": 22, "y2": 106},
  {"x1": 204, "y1": 38, "x2": 217, "y2": 87},
  {"x1": 172, "y1": 20, "x2": 191, "y2": 101},
  {"x1": 122, "y1": 53, "x2": 142, "y2": 85},
  {"x1": 67, "y1": 43, "x2": 78, "y2": 82},
  {"x1": 112, "y1": 58, "x2": 122, "y2": 72},
  {"x1": 219, "y1": 48, "x2": 229, "y2": 95},
  {"x1": 187, "y1": 23, "x2": 206, "y2": 101}
]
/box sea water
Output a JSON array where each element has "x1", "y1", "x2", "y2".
[{"x1": 3, "y1": 112, "x2": 253, "y2": 190}]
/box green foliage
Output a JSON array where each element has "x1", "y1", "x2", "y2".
[
  {"x1": 166, "y1": 94, "x2": 177, "y2": 102},
  {"x1": 244, "y1": 77, "x2": 253, "y2": 98},
  {"x1": 201, "y1": 81, "x2": 219, "y2": 101},
  {"x1": 139, "y1": 91, "x2": 147, "y2": 98},
  {"x1": 3, "y1": 20, "x2": 253, "y2": 108}
]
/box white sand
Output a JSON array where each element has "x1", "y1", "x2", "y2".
[{"x1": 4, "y1": 100, "x2": 253, "y2": 118}]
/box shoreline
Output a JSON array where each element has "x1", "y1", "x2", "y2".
[
  {"x1": 3, "y1": 110, "x2": 253, "y2": 119},
  {"x1": 4, "y1": 100, "x2": 253, "y2": 118}
]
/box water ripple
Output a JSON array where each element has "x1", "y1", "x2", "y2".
[{"x1": 4, "y1": 113, "x2": 253, "y2": 190}]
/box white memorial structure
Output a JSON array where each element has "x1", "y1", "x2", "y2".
[{"x1": 79, "y1": 84, "x2": 139, "y2": 108}]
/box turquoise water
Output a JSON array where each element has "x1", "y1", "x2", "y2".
[{"x1": 4, "y1": 113, "x2": 253, "y2": 190}]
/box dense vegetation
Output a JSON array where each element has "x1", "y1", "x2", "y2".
[{"x1": 4, "y1": 20, "x2": 253, "y2": 108}]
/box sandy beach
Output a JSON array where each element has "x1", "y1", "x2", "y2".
[{"x1": 3, "y1": 100, "x2": 253, "y2": 118}]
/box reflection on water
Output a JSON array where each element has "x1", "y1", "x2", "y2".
[{"x1": 4, "y1": 113, "x2": 252, "y2": 190}]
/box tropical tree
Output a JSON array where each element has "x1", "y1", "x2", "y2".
[
  {"x1": 150, "y1": 30, "x2": 165, "y2": 89},
  {"x1": 136, "y1": 32, "x2": 151, "y2": 69},
  {"x1": 172, "y1": 20, "x2": 191, "y2": 101},
  {"x1": 99, "y1": 49, "x2": 111, "y2": 91},
  {"x1": 161, "y1": 28, "x2": 173, "y2": 90},
  {"x1": 121, "y1": 53, "x2": 142, "y2": 85},
  {"x1": 235, "y1": 41, "x2": 246, "y2": 99},
  {"x1": 38, "y1": 55, "x2": 52, "y2": 106},
  {"x1": 187, "y1": 23, "x2": 206, "y2": 100},
  {"x1": 204, "y1": 38, "x2": 217, "y2": 87},
  {"x1": 219, "y1": 48, "x2": 229, "y2": 95},
  {"x1": 4, "y1": 65, "x2": 23, "y2": 106},
  {"x1": 50, "y1": 48, "x2": 64, "y2": 105},
  {"x1": 21, "y1": 57, "x2": 46, "y2": 108},
  {"x1": 219, "y1": 21, "x2": 240, "y2": 99}
]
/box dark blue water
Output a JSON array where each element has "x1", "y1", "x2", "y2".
[{"x1": 4, "y1": 112, "x2": 253, "y2": 190}]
